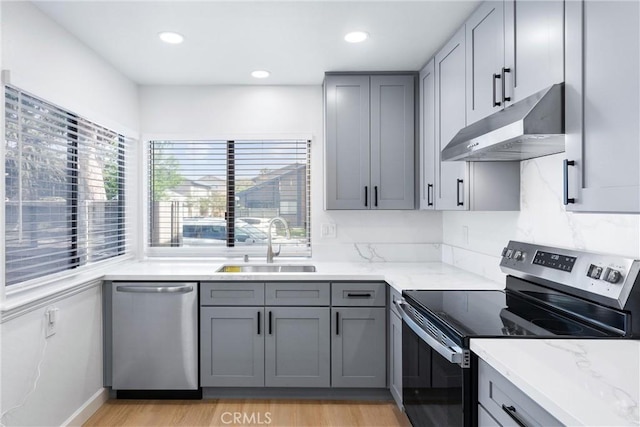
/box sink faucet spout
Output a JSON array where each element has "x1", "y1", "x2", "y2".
[{"x1": 266, "y1": 217, "x2": 290, "y2": 263}]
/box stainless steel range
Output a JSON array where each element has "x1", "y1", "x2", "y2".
[{"x1": 397, "y1": 241, "x2": 640, "y2": 427}]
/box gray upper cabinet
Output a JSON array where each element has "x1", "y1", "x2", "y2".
[
  {"x1": 265, "y1": 307, "x2": 331, "y2": 387},
  {"x1": 466, "y1": 1, "x2": 506, "y2": 123},
  {"x1": 200, "y1": 307, "x2": 264, "y2": 387},
  {"x1": 565, "y1": 0, "x2": 640, "y2": 213},
  {"x1": 370, "y1": 75, "x2": 415, "y2": 209},
  {"x1": 325, "y1": 73, "x2": 415, "y2": 210},
  {"x1": 435, "y1": 27, "x2": 469, "y2": 210},
  {"x1": 419, "y1": 59, "x2": 436, "y2": 210},
  {"x1": 466, "y1": 0, "x2": 564, "y2": 123},
  {"x1": 331, "y1": 307, "x2": 386, "y2": 388},
  {"x1": 504, "y1": 0, "x2": 564, "y2": 103},
  {"x1": 325, "y1": 75, "x2": 370, "y2": 209}
]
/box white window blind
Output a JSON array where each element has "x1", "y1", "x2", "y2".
[
  {"x1": 148, "y1": 139, "x2": 311, "y2": 257},
  {"x1": 4, "y1": 86, "x2": 129, "y2": 286}
]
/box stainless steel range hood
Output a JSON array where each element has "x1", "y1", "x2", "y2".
[{"x1": 441, "y1": 83, "x2": 565, "y2": 161}]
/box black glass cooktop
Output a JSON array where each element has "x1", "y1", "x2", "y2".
[{"x1": 402, "y1": 285, "x2": 618, "y2": 346}]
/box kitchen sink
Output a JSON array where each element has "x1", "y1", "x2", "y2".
[{"x1": 216, "y1": 264, "x2": 317, "y2": 273}]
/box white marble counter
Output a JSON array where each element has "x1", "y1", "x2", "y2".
[
  {"x1": 471, "y1": 339, "x2": 640, "y2": 426},
  {"x1": 103, "y1": 260, "x2": 503, "y2": 292}
]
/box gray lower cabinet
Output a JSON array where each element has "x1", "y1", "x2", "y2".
[
  {"x1": 565, "y1": 0, "x2": 640, "y2": 213},
  {"x1": 265, "y1": 307, "x2": 331, "y2": 387},
  {"x1": 389, "y1": 306, "x2": 403, "y2": 408},
  {"x1": 331, "y1": 307, "x2": 386, "y2": 388},
  {"x1": 478, "y1": 358, "x2": 561, "y2": 426},
  {"x1": 200, "y1": 307, "x2": 264, "y2": 387}
]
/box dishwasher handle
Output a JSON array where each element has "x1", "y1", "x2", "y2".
[{"x1": 115, "y1": 285, "x2": 194, "y2": 294}]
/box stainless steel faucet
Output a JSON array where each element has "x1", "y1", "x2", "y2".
[{"x1": 266, "y1": 217, "x2": 290, "y2": 263}]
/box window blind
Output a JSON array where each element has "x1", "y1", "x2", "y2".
[
  {"x1": 148, "y1": 139, "x2": 311, "y2": 257},
  {"x1": 4, "y1": 86, "x2": 129, "y2": 286}
]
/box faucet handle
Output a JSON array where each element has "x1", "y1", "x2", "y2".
[
  {"x1": 243, "y1": 254, "x2": 249, "y2": 263},
  {"x1": 273, "y1": 245, "x2": 281, "y2": 257}
]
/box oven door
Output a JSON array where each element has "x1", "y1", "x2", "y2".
[{"x1": 396, "y1": 299, "x2": 473, "y2": 427}]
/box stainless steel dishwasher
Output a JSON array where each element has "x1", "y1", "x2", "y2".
[{"x1": 111, "y1": 281, "x2": 200, "y2": 398}]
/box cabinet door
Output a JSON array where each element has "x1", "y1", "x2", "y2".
[
  {"x1": 504, "y1": 0, "x2": 564, "y2": 104},
  {"x1": 370, "y1": 75, "x2": 415, "y2": 209},
  {"x1": 200, "y1": 307, "x2": 264, "y2": 387},
  {"x1": 419, "y1": 59, "x2": 436, "y2": 210},
  {"x1": 435, "y1": 27, "x2": 469, "y2": 210},
  {"x1": 565, "y1": 0, "x2": 640, "y2": 212},
  {"x1": 332, "y1": 307, "x2": 386, "y2": 388},
  {"x1": 389, "y1": 310, "x2": 403, "y2": 408},
  {"x1": 325, "y1": 75, "x2": 371, "y2": 210},
  {"x1": 466, "y1": 1, "x2": 505, "y2": 124},
  {"x1": 265, "y1": 307, "x2": 330, "y2": 387},
  {"x1": 265, "y1": 282, "x2": 330, "y2": 306}
]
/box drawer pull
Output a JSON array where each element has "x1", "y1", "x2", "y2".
[
  {"x1": 501, "y1": 404, "x2": 529, "y2": 427},
  {"x1": 347, "y1": 292, "x2": 372, "y2": 298}
]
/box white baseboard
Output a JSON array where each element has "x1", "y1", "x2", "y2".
[{"x1": 62, "y1": 388, "x2": 109, "y2": 427}]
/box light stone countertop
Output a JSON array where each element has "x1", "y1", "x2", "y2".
[
  {"x1": 102, "y1": 259, "x2": 504, "y2": 292},
  {"x1": 471, "y1": 338, "x2": 640, "y2": 427}
]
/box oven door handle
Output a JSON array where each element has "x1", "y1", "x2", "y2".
[{"x1": 395, "y1": 299, "x2": 465, "y2": 366}]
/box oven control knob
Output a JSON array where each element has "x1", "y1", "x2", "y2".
[
  {"x1": 587, "y1": 264, "x2": 603, "y2": 280},
  {"x1": 514, "y1": 251, "x2": 525, "y2": 261},
  {"x1": 604, "y1": 268, "x2": 622, "y2": 284}
]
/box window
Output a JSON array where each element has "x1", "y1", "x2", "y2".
[
  {"x1": 4, "y1": 86, "x2": 128, "y2": 286},
  {"x1": 148, "y1": 139, "x2": 311, "y2": 257}
]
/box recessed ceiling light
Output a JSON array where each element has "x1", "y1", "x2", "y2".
[
  {"x1": 344, "y1": 31, "x2": 369, "y2": 43},
  {"x1": 251, "y1": 70, "x2": 270, "y2": 79},
  {"x1": 158, "y1": 31, "x2": 184, "y2": 44}
]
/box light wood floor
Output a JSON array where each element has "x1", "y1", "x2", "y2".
[{"x1": 83, "y1": 399, "x2": 411, "y2": 427}]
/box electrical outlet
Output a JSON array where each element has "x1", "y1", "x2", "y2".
[
  {"x1": 462, "y1": 226, "x2": 469, "y2": 245},
  {"x1": 45, "y1": 307, "x2": 58, "y2": 338},
  {"x1": 321, "y1": 223, "x2": 337, "y2": 238}
]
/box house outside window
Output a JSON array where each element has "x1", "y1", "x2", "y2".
[{"x1": 147, "y1": 139, "x2": 311, "y2": 257}]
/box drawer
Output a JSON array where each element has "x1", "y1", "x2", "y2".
[
  {"x1": 265, "y1": 282, "x2": 330, "y2": 306},
  {"x1": 389, "y1": 287, "x2": 403, "y2": 317},
  {"x1": 477, "y1": 359, "x2": 562, "y2": 427},
  {"x1": 331, "y1": 282, "x2": 386, "y2": 307},
  {"x1": 200, "y1": 282, "x2": 264, "y2": 306}
]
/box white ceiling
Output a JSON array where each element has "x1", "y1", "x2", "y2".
[{"x1": 33, "y1": 0, "x2": 480, "y2": 86}]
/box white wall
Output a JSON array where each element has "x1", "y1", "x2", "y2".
[
  {"x1": 443, "y1": 153, "x2": 640, "y2": 282},
  {"x1": 1, "y1": 2, "x2": 139, "y2": 425},
  {"x1": 1, "y1": 1, "x2": 139, "y2": 135},
  {"x1": 1, "y1": 286, "x2": 104, "y2": 427},
  {"x1": 140, "y1": 85, "x2": 443, "y2": 262}
]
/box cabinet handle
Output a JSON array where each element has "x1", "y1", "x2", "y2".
[
  {"x1": 364, "y1": 186, "x2": 368, "y2": 207},
  {"x1": 427, "y1": 183, "x2": 433, "y2": 206},
  {"x1": 501, "y1": 67, "x2": 511, "y2": 103},
  {"x1": 268, "y1": 311, "x2": 273, "y2": 335},
  {"x1": 336, "y1": 311, "x2": 340, "y2": 335},
  {"x1": 347, "y1": 292, "x2": 372, "y2": 298},
  {"x1": 374, "y1": 186, "x2": 378, "y2": 207},
  {"x1": 501, "y1": 404, "x2": 529, "y2": 427},
  {"x1": 563, "y1": 159, "x2": 576, "y2": 205},
  {"x1": 257, "y1": 311, "x2": 261, "y2": 335},
  {"x1": 456, "y1": 179, "x2": 464, "y2": 206},
  {"x1": 492, "y1": 73, "x2": 502, "y2": 107}
]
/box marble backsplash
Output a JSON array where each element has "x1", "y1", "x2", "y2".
[{"x1": 443, "y1": 153, "x2": 640, "y2": 281}]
